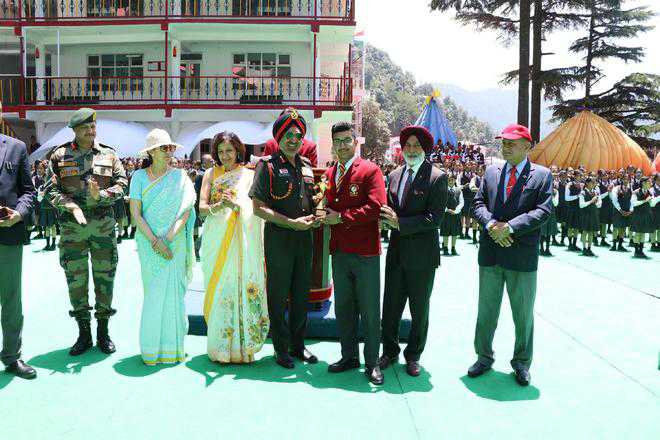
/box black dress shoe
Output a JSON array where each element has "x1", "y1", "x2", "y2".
[
  {"x1": 290, "y1": 348, "x2": 318, "y2": 364},
  {"x1": 328, "y1": 358, "x2": 360, "y2": 373},
  {"x1": 514, "y1": 367, "x2": 531, "y2": 386},
  {"x1": 365, "y1": 366, "x2": 384, "y2": 385},
  {"x1": 275, "y1": 353, "x2": 295, "y2": 369},
  {"x1": 5, "y1": 360, "x2": 37, "y2": 379},
  {"x1": 467, "y1": 361, "x2": 491, "y2": 378},
  {"x1": 406, "y1": 360, "x2": 421, "y2": 377},
  {"x1": 377, "y1": 354, "x2": 398, "y2": 370}
]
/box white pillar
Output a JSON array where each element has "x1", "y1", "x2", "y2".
[
  {"x1": 35, "y1": 44, "x2": 46, "y2": 105},
  {"x1": 169, "y1": 39, "x2": 181, "y2": 102}
]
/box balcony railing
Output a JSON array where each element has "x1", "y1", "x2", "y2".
[
  {"x1": 1, "y1": 75, "x2": 353, "y2": 109},
  {"x1": 1, "y1": 0, "x2": 354, "y2": 21}
]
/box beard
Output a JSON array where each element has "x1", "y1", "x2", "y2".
[{"x1": 403, "y1": 153, "x2": 425, "y2": 168}]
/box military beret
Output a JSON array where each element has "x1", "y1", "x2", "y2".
[
  {"x1": 68, "y1": 108, "x2": 96, "y2": 128},
  {"x1": 272, "y1": 108, "x2": 306, "y2": 144},
  {"x1": 400, "y1": 125, "x2": 434, "y2": 154}
]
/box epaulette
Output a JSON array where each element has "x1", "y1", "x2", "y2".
[
  {"x1": 97, "y1": 143, "x2": 117, "y2": 152},
  {"x1": 45, "y1": 141, "x2": 73, "y2": 159}
]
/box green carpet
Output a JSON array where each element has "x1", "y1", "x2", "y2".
[{"x1": 1, "y1": 238, "x2": 658, "y2": 439}]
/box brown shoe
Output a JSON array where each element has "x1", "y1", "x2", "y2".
[{"x1": 406, "y1": 360, "x2": 421, "y2": 377}]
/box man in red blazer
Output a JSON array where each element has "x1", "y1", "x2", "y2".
[
  {"x1": 322, "y1": 121, "x2": 386, "y2": 385},
  {"x1": 263, "y1": 108, "x2": 318, "y2": 166}
]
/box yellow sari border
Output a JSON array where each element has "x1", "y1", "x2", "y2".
[{"x1": 203, "y1": 210, "x2": 239, "y2": 321}]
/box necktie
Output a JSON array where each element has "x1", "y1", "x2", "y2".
[
  {"x1": 401, "y1": 168, "x2": 414, "y2": 205},
  {"x1": 337, "y1": 162, "x2": 346, "y2": 190},
  {"x1": 506, "y1": 167, "x2": 517, "y2": 197}
]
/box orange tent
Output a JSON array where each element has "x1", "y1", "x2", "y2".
[
  {"x1": 529, "y1": 110, "x2": 653, "y2": 175},
  {"x1": 654, "y1": 152, "x2": 660, "y2": 173}
]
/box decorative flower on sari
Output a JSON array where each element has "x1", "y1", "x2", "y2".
[{"x1": 246, "y1": 282, "x2": 260, "y2": 301}]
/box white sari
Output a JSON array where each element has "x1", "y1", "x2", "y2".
[{"x1": 201, "y1": 165, "x2": 269, "y2": 363}]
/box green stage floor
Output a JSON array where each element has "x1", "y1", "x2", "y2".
[{"x1": 1, "y1": 238, "x2": 658, "y2": 439}]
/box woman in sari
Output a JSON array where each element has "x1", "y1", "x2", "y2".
[
  {"x1": 129, "y1": 129, "x2": 197, "y2": 366},
  {"x1": 199, "y1": 131, "x2": 269, "y2": 363}
]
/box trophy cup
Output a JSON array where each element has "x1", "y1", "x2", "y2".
[{"x1": 314, "y1": 175, "x2": 329, "y2": 221}]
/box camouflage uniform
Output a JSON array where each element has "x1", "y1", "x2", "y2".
[{"x1": 46, "y1": 140, "x2": 128, "y2": 321}]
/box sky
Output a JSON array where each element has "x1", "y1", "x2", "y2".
[{"x1": 356, "y1": 0, "x2": 660, "y2": 95}]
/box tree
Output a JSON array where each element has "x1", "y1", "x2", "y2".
[
  {"x1": 361, "y1": 97, "x2": 392, "y2": 163},
  {"x1": 552, "y1": 73, "x2": 659, "y2": 143},
  {"x1": 567, "y1": 0, "x2": 654, "y2": 106}
]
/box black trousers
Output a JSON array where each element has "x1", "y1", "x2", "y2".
[
  {"x1": 0, "y1": 244, "x2": 23, "y2": 366},
  {"x1": 264, "y1": 225, "x2": 313, "y2": 355},
  {"x1": 332, "y1": 252, "x2": 381, "y2": 367},
  {"x1": 381, "y1": 261, "x2": 436, "y2": 362}
]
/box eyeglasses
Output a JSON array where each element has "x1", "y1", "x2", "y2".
[
  {"x1": 283, "y1": 132, "x2": 303, "y2": 142},
  {"x1": 332, "y1": 137, "x2": 354, "y2": 146}
]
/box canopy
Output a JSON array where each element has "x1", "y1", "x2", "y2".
[
  {"x1": 415, "y1": 95, "x2": 457, "y2": 147},
  {"x1": 175, "y1": 120, "x2": 277, "y2": 157},
  {"x1": 529, "y1": 111, "x2": 653, "y2": 175},
  {"x1": 30, "y1": 119, "x2": 151, "y2": 162}
]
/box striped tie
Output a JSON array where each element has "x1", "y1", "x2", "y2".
[{"x1": 337, "y1": 162, "x2": 346, "y2": 190}]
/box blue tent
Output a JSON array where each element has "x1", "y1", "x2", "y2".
[{"x1": 415, "y1": 96, "x2": 458, "y2": 147}]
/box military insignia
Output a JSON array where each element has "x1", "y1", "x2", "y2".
[
  {"x1": 59, "y1": 168, "x2": 80, "y2": 178},
  {"x1": 349, "y1": 184, "x2": 359, "y2": 197},
  {"x1": 58, "y1": 161, "x2": 78, "y2": 167}
]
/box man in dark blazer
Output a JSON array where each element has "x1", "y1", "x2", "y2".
[
  {"x1": 379, "y1": 125, "x2": 449, "y2": 377},
  {"x1": 322, "y1": 121, "x2": 387, "y2": 385},
  {"x1": 468, "y1": 124, "x2": 553, "y2": 386},
  {"x1": 0, "y1": 102, "x2": 37, "y2": 379}
]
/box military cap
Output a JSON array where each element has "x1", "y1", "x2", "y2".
[
  {"x1": 272, "y1": 108, "x2": 307, "y2": 144},
  {"x1": 68, "y1": 108, "x2": 97, "y2": 128}
]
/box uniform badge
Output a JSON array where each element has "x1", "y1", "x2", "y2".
[
  {"x1": 349, "y1": 184, "x2": 359, "y2": 197},
  {"x1": 279, "y1": 169, "x2": 289, "y2": 176},
  {"x1": 60, "y1": 168, "x2": 80, "y2": 178}
]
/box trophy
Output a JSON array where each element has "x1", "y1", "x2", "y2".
[{"x1": 314, "y1": 175, "x2": 329, "y2": 220}]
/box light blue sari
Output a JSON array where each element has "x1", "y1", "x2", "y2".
[{"x1": 129, "y1": 168, "x2": 196, "y2": 365}]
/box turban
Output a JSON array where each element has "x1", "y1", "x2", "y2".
[
  {"x1": 272, "y1": 109, "x2": 307, "y2": 144},
  {"x1": 400, "y1": 125, "x2": 434, "y2": 154}
]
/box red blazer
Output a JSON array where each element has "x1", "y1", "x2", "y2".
[
  {"x1": 323, "y1": 157, "x2": 386, "y2": 257},
  {"x1": 263, "y1": 138, "x2": 318, "y2": 167}
]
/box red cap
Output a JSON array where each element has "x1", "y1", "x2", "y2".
[{"x1": 496, "y1": 124, "x2": 532, "y2": 142}]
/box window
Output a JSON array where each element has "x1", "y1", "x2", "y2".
[
  {"x1": 232, "y1": 0, "x2": 292, "y2": 17},
  {"x1": 180, "y1": 53, "x2": 202, "y2": 92},
  {"x1": 232, "y1": 52, "x2": 291, "y2": 92},
  {"x1": 87, "y1": 54, "x2": 143, "y2": 92}
]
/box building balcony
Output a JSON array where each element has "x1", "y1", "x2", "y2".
[
  {"x1": 0, "y1": 74, "x2": 353, "y2": 112},
  {"x1": 1, "y1": 0, "x2": 354, "y2": 24}
]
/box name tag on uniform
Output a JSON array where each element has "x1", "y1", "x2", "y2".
[
  {"x1": 93, "y1": 165, "x2": 113, "y2": 177},
  {"x1": 60, "y1": 168, "x2": 80, "y2": 178},
  {"x1": 95, "y1": 159, "x2": 113, "y2": 167}
]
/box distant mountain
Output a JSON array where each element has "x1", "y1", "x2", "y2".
[{"x1": 433, "y1": 83, "x2": 558, "y2": 138}]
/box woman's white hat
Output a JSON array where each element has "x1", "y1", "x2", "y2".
[{"x1": 140, "y1": 129, "x2": 183, "y2": 155}]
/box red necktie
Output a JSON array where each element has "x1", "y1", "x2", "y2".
[
  {"x1": 506, "y1": 167, "x2": 517, "y2": 197},
  {"x1": 337, "y1": 162, "x2": 346, "y2": 190}
]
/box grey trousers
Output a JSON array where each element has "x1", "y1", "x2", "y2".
[
  {"x1": 331, "y1": 252, "x2": 381, "y2": 367},
  {"x1": 0, "y1": 244, "x2": 24, "y2": 366},
  {"x1": 474, "y1": 265, "x2": 537, "y2": 369}
]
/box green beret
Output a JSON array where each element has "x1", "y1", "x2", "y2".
[{"x1": 68, "y1": 108, "x2": 97, "y2": 128}]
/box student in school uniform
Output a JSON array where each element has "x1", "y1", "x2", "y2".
[
  {"x1": 597, "y1": 170, "x2": 614, "y2": 247},
  {"x1": 578, "y1": 175, "x2": 602, "y2": 257},
  {"x1": 564, "y1": 172, "x2": 583, "y2": 251},
  {"x1": 610, "y1": 175, "x2": 633, "y2": 252},
  {"x1": 651, "y1": 174, "x2": 660, "y2": 252},
  {"x1": 556, "y1": 169, "x2": 569, "y2": 246},
  {"x1": 540, "y1": 175, "x2": 560, "y2": 257},
  {"x1": 468, "y1": 166, "x2": 484, "y2": 244},
  {"x1": 441, "y1": 173, "x2": 464, "y2": 256},
  {"x1": 630, "y1": 176, "x2": 654, "y2": 259}
]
